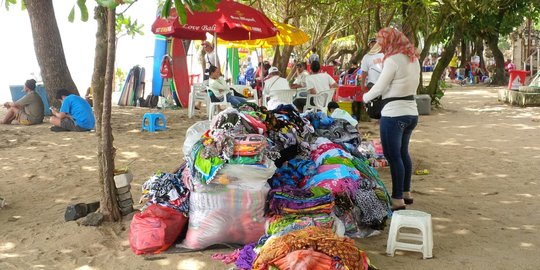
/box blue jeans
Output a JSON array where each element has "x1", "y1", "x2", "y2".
[
  {"x1": 379, "y1": 115, "x2": 418, "y2": 199},
  {"x1": 210, "y1": 93, "x2": 246, "y2": 107}
]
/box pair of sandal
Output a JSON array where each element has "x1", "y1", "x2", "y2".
[{"x1": 392, "y1": 197, "x2": 414, "y2": 211}]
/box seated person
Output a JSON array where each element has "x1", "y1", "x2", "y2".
[
  {"x1": 207, "y1": 65, "x2": 246, "y2": 107},
  {"x1": 328, "y1": 101, "x2": 358, "y2": 127},
  {"x1": 1, "y1": 79, "x2": 44, "y2": 125},
  {"x1": 293, "y1": 61, "x2": 338, "y2": 112},
  {"x1": 290, "y1": 62, "x2": 309, "y2": 89},
  {"x1": 50, "y1": 89, "x2": 95, "y2": 132},
  {"x1": 263, "y1": 66, "x2": 291, "y2": 110}
]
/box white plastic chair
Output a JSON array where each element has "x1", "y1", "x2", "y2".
[
  {"x1": 386, "y1": 210, "x2": 433, "y2": 259},
  {"x1": 188, "y1": 83, "x2": 210, "y2": 118},
  {"x1": 207, "y1": 87, "x2": 232, "y2": 121},
  {"x1": 303, "y1": 88, "x2": 336, "y2": 113},
  {"x1": 262, "y1": 89, "x2": 298, "y2": 108}
]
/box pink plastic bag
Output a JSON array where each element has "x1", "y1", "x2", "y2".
[{"x1": 129, "y1": 204, "x2": 187, "y2": 255}]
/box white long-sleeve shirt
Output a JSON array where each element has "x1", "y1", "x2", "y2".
[{"x1": 363, "y1": 54, "x2": 420, "y2": 117}]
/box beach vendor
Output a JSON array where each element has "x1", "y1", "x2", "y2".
[
  {"x1": 49, "y1": 89, "x2": 95, "y2": 132},
  {"x1": 362, "y1": 27, "x2": 420, "y2": 211},
  {"x1": 1, "y1": 79, "x2": 44, "y2": 125}
]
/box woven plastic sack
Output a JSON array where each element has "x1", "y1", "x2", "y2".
[
  {"x1": 179, "y1": 182, "x2": 270, "y2": 250},
  {"x1": 182, "y1": 120, "x2": 211, "y2": 156},
  {"x1": 129, "y1": 204, "x2": 187, "y2": 255}
]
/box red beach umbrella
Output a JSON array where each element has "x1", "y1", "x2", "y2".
[{"x1": 151, "y1": 0, "x2": 277, "y2": 41}]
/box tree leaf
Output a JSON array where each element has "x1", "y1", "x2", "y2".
[
  {"x1": 161, "y1": 0, "x2": 172, "y2": 18},
  {"x1": 77, "y1": 0, "x2": 88, "y2": 22},
  {"x1": 68, "y1": 6, "x2": 75, "y2": 23},
  {"x1": 174, "y1": 0, "x2": 187, "y2": 24}
]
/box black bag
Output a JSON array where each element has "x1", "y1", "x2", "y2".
[
  {"x1": 139, "y1": 95, "x2": 159, "y2": 108},
  {"x1": 365, "y1": 95, "x2": 415, "y2": 119}
]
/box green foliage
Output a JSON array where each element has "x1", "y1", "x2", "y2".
[
  {"x1": 68, "y1": 0, "x2": 89, "y2": 22},
  {"x1": 116, "y1": 14, "x2": 144, "y2": 39},
  {"x1": 3, "y1": 0, "x2": 24, "y2": 10},
  {"x1": 498, "y1": 38, "x2": 510, "y2": 51},
  {"x1": 160, "y1": 0, "x2": 220, "y2": 23}
]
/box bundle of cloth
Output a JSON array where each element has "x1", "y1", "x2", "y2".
[
  {"x1": 130, "y1": 169, "x2": 191, "y2": 255},
  {"x1": 139, "y1": 169, "x2": 190, "y2": 215},
  {"x1": 252, "y1": 226, "x2": 372, "y2": 270},
  {"x1": 303, "y1": 111, "x2": 359, "y2": 146},
  {"x1": 265, "y1": 137, "x2": 391, "y2": 238},
  {"x1": 179, "y1": 105, "x2": 284, "y2": 250},
  {"x1": 307, "y1": 137, "x2": 391, "y2": 237}
]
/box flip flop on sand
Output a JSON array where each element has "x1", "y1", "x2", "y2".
[{"x1": 50, "y1": 126, "x2": 68, "y2": 132}]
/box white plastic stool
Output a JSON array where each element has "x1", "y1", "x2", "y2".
[{"x1": 386, "y1": 210, "x2": 433, "y2": 259}]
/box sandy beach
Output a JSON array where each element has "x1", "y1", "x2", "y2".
[{"x1": 1, "y1": 84, "x2": 539, "y2": 270}]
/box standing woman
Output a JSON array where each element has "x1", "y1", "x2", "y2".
[{"x1": 362, "y1": 27, "x2": 420, "y2": 211}]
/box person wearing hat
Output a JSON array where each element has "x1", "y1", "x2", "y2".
[
  {"x1": 262, "y1": 66, "x2": 290, "y2": 109},
  {"x1": 360, "y1": 38, "x2": 385, "y2": 92},
  {"x1": 1, "y1": 79, "x2": 44, "y2": 125},
  {"x1": 49, "y1": 89, "x2": 95, "y2": 132}
]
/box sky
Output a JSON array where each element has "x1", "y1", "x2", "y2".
[{"x1": 0, "y1": 1, "x2": 158, "y2": 103}]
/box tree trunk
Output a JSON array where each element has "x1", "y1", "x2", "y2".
[
  {"x1": 485, "y1": 35, "x2": 506, "y2": 85},
  {"x1": 91, "y1": 6, "x2": 107, "y2": 210},
  {"x1": 24, "y1": 0, "x2": 79, "y2": 107},
  {"x1": 92, "y1": 7, "x2": 107, "y2": 138},
  {"x1": 460, "y1": 39, "x2": 467, "y2": 68},
  {"x1": 426, "y1": 30, "x2": 461, "y2": 103},
  {"x1": 99, "y1": 8, "x2": 121, "y2": 222},
  {"x1": 277, "y1": 45, "x2": 295, "y2": 77}
]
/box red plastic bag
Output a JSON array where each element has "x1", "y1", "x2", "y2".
[{"x1": 129, "y1": 204, "x2": 187, "y2": 255}]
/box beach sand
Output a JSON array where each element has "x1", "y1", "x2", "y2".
[{"x1": 1, "y1": 85, "x2": 539, "y2": 270}]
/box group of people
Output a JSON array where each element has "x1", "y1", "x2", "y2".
[{"x1": 2, "y1": 79, "x2": 95, "y2": 132}]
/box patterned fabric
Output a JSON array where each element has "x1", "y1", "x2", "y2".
[
  {"x1": 252, "y1": 226, "x2": 370, "y2": 270},
  {"x1": 377, "y1": 27, "x2": 418, "y2": 62},
  {"x1": 140, "y1": 171, "x2": 190, "y2": 214},
  {"x1": 353, "y1": 189, "x2": 388, "y2": 228}
]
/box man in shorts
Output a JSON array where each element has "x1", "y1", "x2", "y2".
[
  {"x1": 1, "y1": 79, "x2": 44, "y2": 125},
  {"x1": 49, "y1": 89, "x2": 95, "y2": 132}
]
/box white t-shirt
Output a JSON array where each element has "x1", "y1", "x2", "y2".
[
  {"x1": 263, "y1": 76, "x2": 290, "y2": 95},
  {"x1": 362, "y1": 54, "x2": 420, "y2": 117},
  {"x1": 305, "y1": 72, "x2": 336, "y2": 107},
  {"x1": 305, "y1": 72, "x2": 336, "y2": 93},
  {"x1": 293, "y1": 70, "x2": 309, "y2": 87},
  {"x1": 263, "y1": 75, "x2": 291, "y2": 109},
  {"x1": 361, "y1": 52, "x2": 384, "y2": 85}
]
